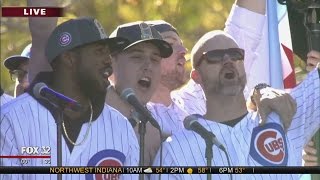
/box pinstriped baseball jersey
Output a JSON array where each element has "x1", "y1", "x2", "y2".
[
  {"x1": 0, "y1": 93, "x2": 14, "y2": 106},
  {"x1": 151, "y1": 68, "x2": 320, "y2": 180},
  {"x1": 171, "y1": 79, "x2": 206, "y2": 116},
  {"x1": 147, "y1": 100, "x2": 187, "y2": 135},
  {"x1": 0, "y1": 93, "x2": 139, "y2": 180}
]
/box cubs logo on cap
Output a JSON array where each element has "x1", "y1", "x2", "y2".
[
  {"x1": 59, "y1": 32, "x2": 72, "y2": 46},
  {"x1": 249, "y1": 123, "x2": 288, "y2": 166},
  {"x1": 86, "y1": 149, "x2": 125, "y2": 180}
]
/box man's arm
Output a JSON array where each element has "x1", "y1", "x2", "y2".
[
  {"x1": 248, "y1": 86, "x2": 297, "y2": 131},
  {"x1": 27, "y1": 0, "x2": 58, "y2": 82},
  {"x1": 287, "y1": 65, "x2": 320, "y2": 149},
  {"x1": 236, "y1": 0, "x2": 266, "y2": 15},
  {"x1": 302, "y1": 50, "x2": 320, "y2": 166},
  {"x1": 224, "y1": 0, "x2": 266, "y2": 85}
]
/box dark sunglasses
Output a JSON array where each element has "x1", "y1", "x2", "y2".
[{"x1": 196, "y1": 48, "x2": 245, "y2": 67}]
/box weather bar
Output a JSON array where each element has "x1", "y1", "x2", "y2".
[{"x1": 0, "y1": 166, "x2": 319, "y2": 174}]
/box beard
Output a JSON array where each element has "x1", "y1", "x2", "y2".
[
  {"x1": 217, "y1": 74, "x2": 246, "y2": 96},
  {"x1": 203, "y1": 71, "x2": 246, "y2": 96},
  {"x1": 76, "y1": 63, "x2": 108, "y2": 99},
  {"x1": 160, "y1": 68, "x2": 186, "y2": 91}
]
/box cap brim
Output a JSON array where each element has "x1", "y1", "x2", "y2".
[
  {"x1": 100, "y1": 37, "x2": 130, "y2": 53},
  {"x1": 4, "y1": 55, "x2": 29, "y2": 70},
  {"x1": 123, "y1": 39, "x2": 173, "y2": 58}
]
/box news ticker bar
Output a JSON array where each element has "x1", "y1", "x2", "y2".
[
  {"x1": 0, "y1": 166, "x2": 319, "y2": 174},
  {"x1": 2, "y1": 7, "x2": 64, "y2": 17}
]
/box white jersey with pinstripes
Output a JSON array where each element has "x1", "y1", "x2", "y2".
[
  {"x1": 171, "y1": 79, "x2": 206, "y2": 116},
  {"x1": 150, "y1": 68, "x2": 320, "y2": 180},
  {"x1": 0, "y1": 94, "x2": 139, "y2": 180},
  {"x1": 0, "y1": 93, "x2": 14, "y2": 106},
  {"x1": 147, "y1": 97, "x2": 187, "y2": 135}
]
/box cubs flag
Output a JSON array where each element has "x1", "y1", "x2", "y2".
[{"x1": 267, "y1": 0, "x2": 296, "y2": 89}]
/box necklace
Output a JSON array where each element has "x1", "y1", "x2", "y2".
[{"x1": 62, "y1": 101, "x2": 93, "y2": 146}]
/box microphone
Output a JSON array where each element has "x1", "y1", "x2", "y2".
[
  {"x1": 120, "y1": 88, "x2": 160, "y2": 130},
  {"x1": 184, "y1": 115, "x2": 225, "y2": 150},
  {"x1": 33, "y1": 82, "x2": 82, "y2": 112}
]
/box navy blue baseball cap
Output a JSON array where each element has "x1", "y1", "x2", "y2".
[
  {"x1": 4, "y1": 44, "x2": 31, "y2": 71},
  {"x1": 45, "y1": 17, "x2": 129, "y2": 63},
  {"x1": 110, "y1": 21, "x2": 173, "y2": 58}
]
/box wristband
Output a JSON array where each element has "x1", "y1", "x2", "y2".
[{"x1": 251, "y1": 83, "x2": 271, "y2": 106}]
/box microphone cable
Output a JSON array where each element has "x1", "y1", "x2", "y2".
[
  {"x1": 158, "y1": 128, "x2": 163, "y2": 180},
  {"x1": 221, "y1": 147, "x2": 232, "y2": 180},
  {"x1": 142, "y1": 106, "x2": 163, "y2": 180}
]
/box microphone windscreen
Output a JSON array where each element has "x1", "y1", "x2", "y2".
[
  {"x1": 120, "y1": 88, "x2": 135, "y2": 101},
  {"x1": 183, "y1": 115, "x2": 198, "y2": 130},
  {"x1": 33, "y1": 82, "x2": 47, "y2": 99}
]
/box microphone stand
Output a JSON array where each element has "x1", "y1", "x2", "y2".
[
  {"x1": 204, "y1": 133, "x2": 214, "y2": 180},
  {"x1": 53, "y1": 107, "x2": 63, "y2": 180},
  {"x1": 131, "y1": 111, "x2": 146, "y2": 180},
  {"x1": 139, "y1": 121, "x2": 146, "y2": 180}
]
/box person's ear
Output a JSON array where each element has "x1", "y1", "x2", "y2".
[
  {"x1": 109, "y1": 54, "x2": 117, "y2": 63},
  {"x1": 191, "y1": 69, "x2": 202, "y2": 84},
  {"x1": 110, "y1": 53, "x2": 119, "y2": 69}
]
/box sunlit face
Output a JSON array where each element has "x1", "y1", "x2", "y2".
[
  {"x1": 112, "y1": 42, "x2": 162, "y2": 105},
  {"x1": 16, "y1": 62, "x2": 29, "y2": 83},
  {"x1": 196, "y1": 36, "x2": 246, "y2": 96},
  {"x1": 75, "y1": 41, "x2": 112, "y2": 95},
  {"x1": 11, "y1": 61, "x2": 29, "y2": 97},
  {"x1": 159, "y1": 31, "x2": 187, "y2": 90}
]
